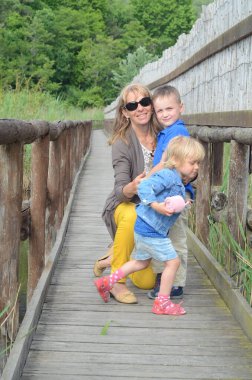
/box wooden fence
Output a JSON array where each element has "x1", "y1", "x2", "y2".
[{"x1": 0, "y1": 119, "x2": 92, "y2": 343}]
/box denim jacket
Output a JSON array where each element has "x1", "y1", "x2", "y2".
[{"x1": 136, "y1": 168, "x2": 185, "y2": 237}]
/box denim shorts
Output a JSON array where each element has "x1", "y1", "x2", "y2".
[{"x1": 133, "y1": 232, "x2": 178, "y2": 262}]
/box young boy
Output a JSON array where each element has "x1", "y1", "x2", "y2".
[
  {"x1": 147, "y1": 85, "x2": 194, "y2": 300},
  {"x1": 94, "y1": 136, "x2": 205, "y2": 315}
]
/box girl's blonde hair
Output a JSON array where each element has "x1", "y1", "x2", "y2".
[
  {"x1": 109, "y1": 83, "x2": 160, "y2": 145},
  {"x1": 164, "y1": 136, "x2": 205, "y2": 168}
]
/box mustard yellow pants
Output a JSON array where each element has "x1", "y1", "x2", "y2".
[{"x1": 111, "y1": 202, "x2": 156, "y2": 289}]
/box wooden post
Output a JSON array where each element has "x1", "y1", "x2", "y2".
[
  {"x1": 58, "y1": 132, "x2": 66, "y2": 225},
  {"x1": 195, "y1": 141, "x2": 212, "y2": 244},
  {"x1": 72, "y1": 126, "x2": 78, "y2": 179},
  {"x1": 64, "y1": 128, "x2": 71, "y2": 207},
  {"x1": 28, "y1": 135, "x2": 49, "y2": 302},
  {"x1": 0, "y1": 143, "x2": 23, "y2": 339},
  {"x1": 212, "y1": 142, "x2": 224, "y2": 186},
  {"x1": 226, "y1": 140, "x2": 249, "y2": 275},
  {"x1": 45, "y1": 138, "x2": 61, "y2": 255}
]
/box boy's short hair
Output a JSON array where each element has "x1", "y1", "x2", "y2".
[
  {"x1": 165, "y1": 136, "x2": 205, "y2": 168},
  {"x1": 152, "y1": 85, "x2": 181, "y2": 104}
]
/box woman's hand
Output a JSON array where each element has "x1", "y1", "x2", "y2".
[
  {"x1": 122, "y1": 172, "x2": 146, "y2": 198},
  {"x1": 150, "y1": 201, "x2": 174, "y2": 216}
]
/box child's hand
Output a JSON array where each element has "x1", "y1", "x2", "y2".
[
  {"x1": 150, "y1": 201, "x2": 174, "y2": 216},
  {"x1": 133, "y1": 171, "x2": 146, "y2": 192},
  {"x1": 123, "y1": 172, "x2": 146, "y2": 198}
]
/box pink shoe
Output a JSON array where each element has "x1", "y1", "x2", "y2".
[
  {"x1": 94, "y1": 277, "x2": 111, "y2": 303},
  {"x1": 152, "y1": 298, "x2": 186, "y2": 315}
]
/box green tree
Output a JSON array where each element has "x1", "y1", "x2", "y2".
[
  {"x1": 131, "y1": 0, "x2": 196, "y2": 55},
  {"x1": 26, "y1": 8, "x2": 57, "y2": 91},
  {"x1": 112, "y1": 46, "x2": 158, "y2": 93},
  {"x1": 0, "y1": 11, "x2": 31, "y2": 88},
  {"x1": 73, "y1": 35, "x2": 121, "y2": 106},
  {"x1": 120, "y1": 20, "x2": 155, "y2": 55},
  {"x1": 0, "y1": 0, "x2": 200, "y2": 107}
]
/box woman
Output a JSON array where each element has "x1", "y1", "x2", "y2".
[{"x1": 93, "y1": 83, "x2": 160, "y2": 303}]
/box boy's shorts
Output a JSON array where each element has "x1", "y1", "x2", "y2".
[{"x1": 133, "y1": 232, "x2": 177, "y2": 262}]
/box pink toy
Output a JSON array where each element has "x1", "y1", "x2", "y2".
[{"x1": 164, "y1": 195, "x2": 189, "y2": 213}]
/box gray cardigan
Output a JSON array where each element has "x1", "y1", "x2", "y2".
[{"x1": 102, "y1": 127, "x2": 145, "y2": 239}]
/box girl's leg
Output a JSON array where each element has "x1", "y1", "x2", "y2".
[
  {"x1": 159, "y1": 257, "x2": 180, "y2": 295},
  {"x1": 104, "y1": 202, "x2": 154, "y2": 295},
  {"x1": 152, "y1": 257, "x2": 186, "y2": 315},
  {"x1": 95, "y1": 259, "x2": 150, "y2": 303}
]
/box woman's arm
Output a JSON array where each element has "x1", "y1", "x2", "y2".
[{"x1": 112, "y1": 140, "x2": 145, "y2": 202}]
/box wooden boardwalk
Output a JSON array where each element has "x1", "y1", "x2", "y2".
[{"x1": 21, "y1": 129, "x2": 252, "y2": 379}]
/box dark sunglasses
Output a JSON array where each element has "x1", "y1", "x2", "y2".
[{"x1": 123, "y1": 97, "x2": 152, "y2": 111}]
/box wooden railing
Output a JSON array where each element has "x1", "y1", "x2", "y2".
[
  {"x1": 184, "y1": 113, "x2": 252, "y2": 273},
  {"x1": 0, "y1": 119, "x2": 92, "y2": 341},
  {"x1": 104, "y1": 113, "x2": 252, "y2": 278}
]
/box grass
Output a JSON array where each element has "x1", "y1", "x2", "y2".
[
  {"x1": 208, "y1": 219, "x2": 252, "y2": 306},
  {"x1": 0, "y1": 88, "x2": 104, "y2": 121},
  {"x1": 207, "y1": 143, "x2": 252, "y2": 306},
  {"x1": 0, "y1": 88, "x2": 104, "y2": 191},
  {"x1": 189, "y1": 142, "x2": 252, "y2": 306}
]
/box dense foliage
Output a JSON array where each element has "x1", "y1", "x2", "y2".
[{"x1": 0, "y1": 0, "x2": 206, "y2": 107}]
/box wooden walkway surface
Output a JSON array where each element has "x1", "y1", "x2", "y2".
[{"x1": 21, "y1": 129, "x2": 252, "y2": 379}]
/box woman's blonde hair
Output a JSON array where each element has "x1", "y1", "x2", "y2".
[
  {"x1": 164, "y1": 136, "x2": 205, "y2": 168},
  {"x1": 109, "y1": 83, "x2": 160, "y2": 145}
]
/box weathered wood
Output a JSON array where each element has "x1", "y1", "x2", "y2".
[
  {"x1": 188, "y1": 125, "x2": 252, "y2": 143},
  {"x1": 64, "y1": 129, "x2": 71, "y2": 208},
  {"x1": 147, "y1": 14, "x2": 252, "y2": 91},
  {"x1": 49, "y1": 121, "x2": 66, "y2": 141},
  {"x1": 226, "y1": 141, "x2": 250, "y2": 275},
  {"x1": 20, "y1": 201, "x2": 30, "y2": 241},
  {"x1": 1, "y1": 140, "x2": 91, "y2": 380},
  {"x1": 184, "y1": 111, "x2": 252, "y2": 128},
  {"x1": 212, "y1": 142, "x2": 224, "y2": 186},
  {"x1": 195, "y1": 141, "x2": 211, "y2": 244},
  {"x1": 0, "y1": 120, "x2": 49, "y2": 145},
  {"x1": 211, "y1": 191, "x2": 228, "y2": 211},
  {"x1": 45, "y1": 139, "x2": 61, "y2": 255},
  {"x1": 28, "y1": 135, "x2": 50, "y2": 302},
  {"x1": 247, "y1": 209, "x2": 252, "y2": 231},
  {"x1": 58, "y1": 132, "x2": 67, "y2": 225},
  {"x1": 187, "y1": 229, "x2": 252, "y2": 343},
  {"x1": 0, "y1": 143, "x2": 23, "y2": 338}
]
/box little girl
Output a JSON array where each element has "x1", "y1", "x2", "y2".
[{"x1": 94, "y1": 136, "x2": 205, "y2": 315}]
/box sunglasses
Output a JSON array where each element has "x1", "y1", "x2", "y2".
[{"x1": 123, "y1": 97, "x2": 152, "y2": 111}]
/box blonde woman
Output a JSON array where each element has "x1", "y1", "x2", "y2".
[{"x1": 93, "y1": 83, "x2": 160, "y2": 303}]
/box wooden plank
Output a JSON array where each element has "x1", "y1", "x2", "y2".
[{"x1": 21, "y1": 361, "x2": 252, "y2": 379}]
